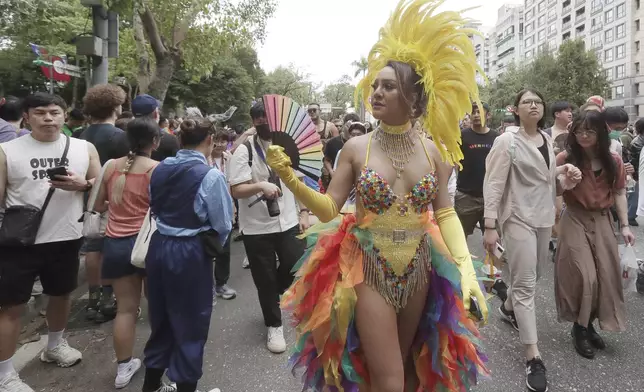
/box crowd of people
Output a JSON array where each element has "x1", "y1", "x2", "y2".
[{"x1": 0, "y1": 0, "x2": 642, "y2": 391}]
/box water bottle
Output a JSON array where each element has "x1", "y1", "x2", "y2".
[{"x1": 626, "y1": 175, "x2": 636, "y2": 194}]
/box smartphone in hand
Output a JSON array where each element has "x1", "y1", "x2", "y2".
[{"x1": 46, "y1": 166, "x2": 68, "y2": 179}]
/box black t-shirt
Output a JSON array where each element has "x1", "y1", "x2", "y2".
[
  {"x1": 456, "y1": 128, "x2": 499, "y2": 197},
  {"x1": 80, "y1": 123, "x2": 130, "y2": 165},
  {"x1": 151, "y1": 132, "x2": 180, "y2": 162},
  {"x1": 324, "y1": 135, "x2": 344, "y2": 164}
]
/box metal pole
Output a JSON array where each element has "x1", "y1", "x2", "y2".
[
  {"x1": 49, "y1": 56, "x2": 54, "y2": 94},
  {"x1": 91, "y1": 5, "x2": 108, "y2": 86}
]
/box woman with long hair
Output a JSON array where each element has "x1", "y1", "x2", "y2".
[
  {"x1": 555, "y1": 109, "x2": 632, "y2": 359},
  {"x1": 141, "y1": 119, "x2": 232, "y2": 392},
  {"x1": 265, "y1": 1, "x2": 489, "y2": 391},
  {"x1": 483, "y1": 88, "x2": 581, "y2": 392},
  {"x1": 94, "y1": 117, "x2": 160, "y2": 388}
]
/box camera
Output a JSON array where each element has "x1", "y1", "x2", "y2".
[{"x1": 265, "y1": 171, "x2": 282, "y2": 217}]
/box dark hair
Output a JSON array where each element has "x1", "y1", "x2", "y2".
[
  {"x1": 472, "y1": 101, "x2": 490, "y2": 113},
  {"x1": 83, "y1": 84, "x2": 125, "y2": 120},
  {"x1": 250, "y1": 102, "x2": 266, "y2": 120},
  {"x1": 550, "y1": 101, "x2": 572, "y2": 117},
  {"x1": 179, "y1": 118, "x2": 215, "y2": 147},
  {"x1": 387, "y1": 60, "x2": 427, "y2": 118},
  {"x1": 503, "y1": 115, "x2": 515, "y2": 123},
  {"x1": 115, "y1": 117, "x2": 132, "y2": 131},
  {"x1": 604, "y1": 107, "x2": 629, "y2": 125},
  {"x1": 308, "y1": 102, "x2": 320, "y2": 108},
  {"x1": 234, "y1": 124, "x2": 246, "y2": 135},
  {"x1": 343, "y1": 113, "x2": 361, "y2": 123},
  {"x1": 0, "y1": 96, "x2": 23, "y2": 122},
  {"x1": 118, "y1": 111, "x2": 134, "y2": 120},
  {"x1": 513, "y1": 88, "x2": 546, "y2": 129},
  {"x1": 159, "y1": 116, "x2": 168, "y2": 126},
  {"x1": 22, "y1": 92, "x2": 67, "y2": 112},
  {"x1": 213, "y1": 127, "x2": 232, "y2": 142},
  {"x1": 635, "y1": 118, "x2": 644, "y2": 135},
  {"x1": 566, "y1": 110, "x2": 616, "y2": 185},
  {"x1": 69, "y1": 108, "x2": 85, "y2": 121},
  {"x1": 112, "y1": 117, "x2": 159, "y2": 205},
  {"x1": 347, "y1": 122, "x2": 367, "y2": 134}
]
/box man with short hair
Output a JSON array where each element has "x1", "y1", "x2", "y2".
[
  {"x1": 307, "y1": 103, "x2": 339, "y2": 145},
  {"x1": 0, "y1": 93, "x2": 101, "y2": 392},
  {"x1": 0, "y1": 96, "x2": 29, "y2": 142},
  {"x1": 63, "y1": 108, "x2": 85, "y2": 137},
  {"x1": 131, "y1": 94, "x2": 179, "y2": 161},
  {"x1": 79, "y1": 84, "x2": 130, "y2": 322},
  {"x1": 228, "y1": 102, "x2": 308, "y2": 354}
]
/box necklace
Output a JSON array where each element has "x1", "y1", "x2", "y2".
[{"x1": 375, "y1": 122, "x2": 416, "y2": 178}]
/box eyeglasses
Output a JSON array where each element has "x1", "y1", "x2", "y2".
[
  {"x1": 520, "y1": 99, "x2": 544, "y2": 107},
  {"x1": 307, "y1": 109, "x2": 318, "y2": 114},
  {"x1": 574, "y1": 129, "x2": 597, "y2": 137}
]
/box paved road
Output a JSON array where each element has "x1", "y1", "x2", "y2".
[{"x1": 19, "y1": 226, "x2": 644, "y2": 392}]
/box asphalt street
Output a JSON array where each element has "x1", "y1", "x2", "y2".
[{"x1": 18, "y1": 225, "x2": 644, "y2": 392}]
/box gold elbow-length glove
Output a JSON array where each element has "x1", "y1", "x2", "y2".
[
  {"x1": 266, "y1": 145, "x2": 338, "y2": 223},
  {"x1": 434, "y1": 207, "x2": 488, "y2": 323}
]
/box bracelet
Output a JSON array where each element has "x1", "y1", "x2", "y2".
[
  {"x1": 621, "y1": 223, "x2": 630, "y2": 228},
  {"x1": 484, "y1": 226, "x2": 496, "y2": 230},
  {"x1": 300, "y1": 208, "x2": 310, "y2": 214}
]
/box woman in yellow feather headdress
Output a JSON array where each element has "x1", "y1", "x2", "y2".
[{"x1": 265, "y1": 0, "x2": 489, "y2": 390}]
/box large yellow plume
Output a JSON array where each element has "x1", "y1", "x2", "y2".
[{"x1": 356, "y1": 0, "x2": 486, "y2": 167}]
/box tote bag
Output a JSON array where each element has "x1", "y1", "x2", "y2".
[
  {"x1": 80, "y1": 159, "x2": 112, "y2": 239},
  {"x1": 131, "y1": 208, "x2": 157, "y2": 268}
]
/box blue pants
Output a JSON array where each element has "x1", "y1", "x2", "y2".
[
  {"x1": 628, "y1": 183, "x2": 639, "y2": 220},
  {"x1": 143, "y1": 232, "x2": 213, "y2": 384}
]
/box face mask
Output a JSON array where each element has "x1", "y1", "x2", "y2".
[{"x1": 256, "y1": 123, "x2": 271, "y2": 140}]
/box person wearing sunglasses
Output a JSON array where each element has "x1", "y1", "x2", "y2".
[{"x1": 307, "y1": 103, "x2": 339, "y2": 146}]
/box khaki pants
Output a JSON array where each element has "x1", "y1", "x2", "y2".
[{"x1": 502, "y1": 216, "x2": 550, "y2": 345}]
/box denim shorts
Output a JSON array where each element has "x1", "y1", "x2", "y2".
[
  {"x1": 102, "y1": 235, "x2": 145, "y2": 280},
  {"x1": 80, "y1": 236, "x2": 105, "y2": 254}
]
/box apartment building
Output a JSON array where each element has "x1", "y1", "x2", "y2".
[
  {"x1": 467, "y1": 22, "x2": 488, "y2": 84},
  {"x1": 486, "y1": 4, "x2": 525, "y2": 80},
  {"x1": 488, "y1": 0, "x2": 642, "y2": 119}
]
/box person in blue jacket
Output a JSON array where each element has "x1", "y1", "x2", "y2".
[{"x1": 142, "y1": 117, "x2": 233, "y2": 392}]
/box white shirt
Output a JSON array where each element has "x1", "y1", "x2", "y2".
[
  {"x1": 228, "y1": 136, "x2": 299, "y2": 235},
  {"x1": 1, "y1": 134, "x2": 89, "y2": 244}
]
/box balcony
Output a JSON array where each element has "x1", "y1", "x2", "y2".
[
  {"x1": 590, "y1": 22, "x2": 602, "y2": 33},
  {"x1": 592, "y1": 42, "x2": 603, "y2": 50},
  {"x1": 563, "y1": 5, "x2": 572, "y2": 15},
  {"x1": 576, "y1": 14, "x2": 586, "y2": 24},
  {"x1": 591, "y1": 4, "x2": 603, "y2": 15},
  {"x1": 548, "y1": 29, "x2": 558, "y2": 38},
  {"x1": 575, "y1": 0, "x2": 586, "y2": 6},
  {"x1": 563, "y1": 21, "x2": 572, "y2": 30},
  {"x1": 496, "y1": 34, "x2": 514, "y2": 47}
]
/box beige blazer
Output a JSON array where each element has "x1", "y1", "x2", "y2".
[{"x1": 483, "y1": 127, "x2": 557, "y2": 228}]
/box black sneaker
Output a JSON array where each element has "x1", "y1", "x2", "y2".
[
  {"x1": 526, "y1": 357, "x2": 548, "y2": 392},
  {"x1": 491, "y1": 279, "x2": 508, "y2": 303},
  {"x1": 95, "y1": 290, "x2": 117, "y2": 324},
  {"x1": 637, "y1": 270, "x2": 644, "y2": 294},
  {"x1": 587, "y1": 322, "x2": 606, "y2": 350},
  {"x1": 629, "y1": 218, "x2": 639, "y2": 227},
  {"x1": 498, "y1": 303, "x2": 519, "y2": 331},
  {"x1": 85, "y1": 288, "x2": 101, "y2": 320}
]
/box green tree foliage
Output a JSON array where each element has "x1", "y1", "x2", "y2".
[
  {"x1": 322, "y1": 75, "x2": 355, "y2": 116},
  {"x1": 351, "y1": 56, "x2": 368, "y2": 79},
  {"x1": 261, "y1": 65, "x2": 315, "y2": 105},
  {"x1": 484, "y1": 40, "x2": 610, "y2": 123}
]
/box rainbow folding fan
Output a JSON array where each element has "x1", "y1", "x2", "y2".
[{"x1": 263, "y1": 94, "x2": 324, "y2": 182}]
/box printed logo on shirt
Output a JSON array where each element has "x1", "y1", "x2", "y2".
[
  {"x1": 30, "y1": 157, "x2": 69, "y2": 180},
  {"x1": 468, "y1": 143, "x2": 493, "y2": 149}
]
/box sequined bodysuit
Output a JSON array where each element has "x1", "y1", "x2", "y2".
[{"x1": 354, "y1": 133, "x2": 438, "y2": 310}]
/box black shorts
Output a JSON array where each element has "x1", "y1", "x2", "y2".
[
  {"x1": 80, "y1": 236, "x2": 104, "y2": 254},
  {"x1": 0, "y1": 239, "x2": 82, "y2": 307},
  {"x1": 102, "y1": 235, "x2": 145, "y2": 280}
]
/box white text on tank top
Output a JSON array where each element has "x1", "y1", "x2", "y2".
[{"x1": 0, "y1": 134, "x2": 89, "y2": 244}]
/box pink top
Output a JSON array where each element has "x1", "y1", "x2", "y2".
[{"x1": 105, "y1": 168, "x2": 153, "y2": 238}]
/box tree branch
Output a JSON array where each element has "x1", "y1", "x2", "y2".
[
  {"x1": 133, "y1": 11, "x2": 150, "y2": 92},
  {"x1": 139, "y1": 5, "x2": 166, "y2": 59}
]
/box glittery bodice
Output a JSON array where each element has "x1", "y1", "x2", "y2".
[{"x1": 356, "y1": 166, "x2": 438, "y2": 216}]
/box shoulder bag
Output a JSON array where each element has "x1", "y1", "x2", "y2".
[
  {"x1": 131, "y1": 208, "x2": 157, "y2": 268},
  {"x1": 0, "y1": 135, "x2": 70, "y2": 246}
]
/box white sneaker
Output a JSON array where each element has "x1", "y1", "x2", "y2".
[
  {"x1": 267, "y1": 326, "x2": 286, "y2": 353},
  {"x1": 0, "y1": 371, "x2": 34, "y2": 392},
  {"x1": 115, "y1": 358, "x2": 142, "y2": 389},
  {"x1": 153, "y1": 384, "x2": 177, "y2": 392},
  {"x1": 40, "y1": 339, "x2": 82, "y2": 367},
  {"x1": 242, "y1": 256, "x2": 250, "y2": 269}
]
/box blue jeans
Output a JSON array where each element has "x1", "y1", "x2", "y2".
[{"x1": 628, "y1": 182, "x2": 639, "y2": 220}]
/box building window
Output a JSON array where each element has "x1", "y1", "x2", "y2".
[
  {"x1": 591, "y1": 36, "x2": 602, "y2": 48},
  {"x1": 605, "y1": 29, "x2": 614, "y2": 42},
  {"x1": 605, "y1": 0, "x2": 614, "y2": 3},
  {"x1": 525, "y1": 49, "x2": 534, "y2": 58},
  {"x1": 615, "y1": 85, "x2": 624, "y2": 99},
  {"x1": 616, "y1": 3, "x2": 625, "y2": 18},
  {"x1": 637, "y1": 62, "x2": 641, "y2": 74},
  {"x1": 616, "y1": 64, "x2": 625, "y2": 78},
  {"x1": 549, "y1": 24, "x2": 557, "y2": 35},
  {"x1": 549, "y1": 38, "x2": 557, "y2": 49},
  {"x1": 637, "y1": 20, "x2": 641, "y2": 31},
  {"x1": 548, "y1": 9, "x2": 556, "y2": 20},
  {"x1": 538, "y1": 15, "x2": 546, "y2": 26},
  {"x1": 616, "y1": 44, "x2": 625, "y2": 58},
  {"x1": 636, "y1": 84, "x2": 641, "y2": 95},
  {"x1": 538, "y1": 29, "x2": 546, "y2": 41},
  {"x1": 538, "y1": 0, "x2": 545, "y2": 12},
  {"x1": 637, "y1": 41, "x2": 641, "y2": 52},
  {"x1": 605, "y1": 48, "x2": 614, "y2": 61},
  {"x1": 637, "y1": 0, "x2": 640, "y2": 10},
  {"x1": 605, "y1": 9, "x2": 614, "y2": 23},
  {"x1": 591, "y1": 0, "x2": 601, "y2": 10},
  {"x1": 525, "y1": 36, "x2": 535, "y2": 46},
  {"x1": 526, "y1": 10, "x2": 534, "y2": 19},
  {"x1": 605, "y1": 68, "x2": 613, "y2": 80},
  {"x1": 617, "y1": 23, "x2": 625, "y2": 38},
  {"x1": 596, "y1": 50, "x2": 602, "y2": 63},
  {"x1": 525, "y1": 22, "x2": 534, "y2": 34}
]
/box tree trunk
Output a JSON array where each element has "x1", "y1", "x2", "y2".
[
  {"x1": 133, "y1": 12, "x2": 151, "y2": 94},
  {"x1": 147, "y1": 54, "x2": 176, "y2": 103}
]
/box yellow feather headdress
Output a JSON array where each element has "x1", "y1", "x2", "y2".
[{"x1": 356, "y1": 0, "x2": 486, "y2": 167}]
